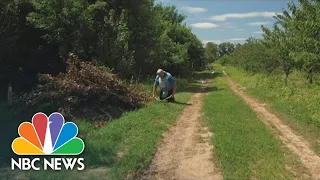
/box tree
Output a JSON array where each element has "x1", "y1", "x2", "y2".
[
  {"x1": 153, "y1": 4, "x2": 206, "y2": 75},
  {"x1": 218, "y1": 42, "x2": 235, "y2": 58},
  {"x1": 205, "y1": 42, "x2": 218, "y2": 62},
  {"x1": 223, "y1": 39, "x2": 273, "y2": 74},
  {"x1": 276, "y1": 0, "x2": 320, "y2": 84},
  {"x1": 0, "y1": 0, "x2": 63, "y2": 93},
  {"x1": 217, "y1": 0, "x2": 320, "y2": 85},
  {"x1": 262, "y1": 25, "x2": 295, "y2": 85},
  {"x1": 27, "y1": 0, "x2": 90, "y2": 60},
  {"x1": 1, "y1": 0, "x2": 208, "y2": 87}
]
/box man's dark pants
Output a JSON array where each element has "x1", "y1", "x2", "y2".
[{"x1": 159, "y1": 89, "x2": 175, "y2": 102}]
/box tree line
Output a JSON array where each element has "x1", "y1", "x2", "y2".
[
  {"x1": 214, "y1": 0, "x2": 320, "y2": 85},
  {"x1": 0, "y1": 0, "x2": 207, "y2": 94},
  {"x1": 204, "y1": 42, "x2": 240, "y2": 63}
]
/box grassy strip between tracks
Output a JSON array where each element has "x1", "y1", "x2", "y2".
[{"x1": 203, "y1": 67, "x2": 308, "y2": 179}]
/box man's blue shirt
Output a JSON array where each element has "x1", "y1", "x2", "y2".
[{"x1": 154, "y1": 72, "x2": 175, "y2": 92}]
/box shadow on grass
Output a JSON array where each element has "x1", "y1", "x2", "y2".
[
  {"x1": 193, "y1": 71, "x2": 223, "y2": 80},
  {"x1": 0, "y1": 104, "x2": 33, "y2": 168},
  {"x1": 177, "y1": 71, "x2": 224, "y2": 94}
]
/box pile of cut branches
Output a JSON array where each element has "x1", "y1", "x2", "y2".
[{"x1": 20, "y1": 56, "x2": 150, "y2": 122}]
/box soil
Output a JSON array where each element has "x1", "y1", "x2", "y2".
[{"x1": 141, "y1": 89, "x2": 222, "y2": 180}]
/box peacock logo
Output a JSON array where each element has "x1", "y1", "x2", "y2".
[{"x1": 12, "y1": 112, "x2": 85, "y2": 155}]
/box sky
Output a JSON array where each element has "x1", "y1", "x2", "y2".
[{"x1": 155, "y1": 0, "x2": 292, "y2": 45}]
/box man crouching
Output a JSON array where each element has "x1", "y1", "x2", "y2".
[{"x1": 152, "y1": 69, "x2": 177, "y2": 102}]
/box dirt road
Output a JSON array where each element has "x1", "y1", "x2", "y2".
[
  {"x1": 142, "y1": 89, "x2": 222, "y2": 180},
  {"x1": 223, "y1": 71, "x2": 320, "y2": 179}
]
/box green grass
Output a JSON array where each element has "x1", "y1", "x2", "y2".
[
  {"x1": 203, "y1": 67, "x2": 297, "y2": 179},
  {"x1": 224, "y1": 66, "x2": 320, "y2": 155},
  {"x1": 1, "y1": 79, "x2": 198, "y2": 180},
  {"x1": 82, "y1": 93, "x2": 193, "y2": 180}
]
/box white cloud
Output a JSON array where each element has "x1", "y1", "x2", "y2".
[
  {"x1": 191, "y1": 22, "x2": 218, "y2": 29},
  {"x1": 229, "y1": 38, "x2": 247, "y2": 41},
  {"x1": 253, "y1": 31, "x2": 263, "y2": 34},
  {"x1": 248, "y1": 21, "x2": 271, "y2": 26},
  {"x1": 210, "y1": 12, "x2": 279, "y2": 21},
  {"x1": 202, "y1": 38, "x2": 248, "y2": 45},
  {"x1": 181, "y1": 6, "x2": 208, "y2": 13},
  {"x1": 191, "y1": 22, "x2": 236, "y2": 29},
  {"x1": 202, "y1": 40, "x2": 222, "y2": 44},
  {"x1": 236, "y1": 29, "x2": 245, "y2": 32}
]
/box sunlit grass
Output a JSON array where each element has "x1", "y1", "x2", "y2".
[
  {"x1": 225, "y1": 66, "x2": 320, "y2": 155},
  {"x1": 203, "y1": 67, "x2": 295, "y2": 179}
]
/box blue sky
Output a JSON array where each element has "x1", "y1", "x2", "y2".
[{"x1": 155, "y1": 0, "x2": 292, "y2": 44}]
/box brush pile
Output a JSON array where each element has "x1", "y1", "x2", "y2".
[{"x1": 21, "y1": 55, "x2": 151, "y2": 121}]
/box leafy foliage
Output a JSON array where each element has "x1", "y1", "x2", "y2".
[
  {"x1": 153, "y1": 4, "x2": 206, "y2": 75},
  {"x1": 205, "y1": 42, "x2": 219, "y2": 62},
  {"x1": 0, "y1": 0, "x2": 64, "y2": 95},
  {"x1": 218, "y1": 0, "x2": 320, "y2": 85},
  {"x1": 204, "y1": 42, "x2": 236, "y2": 63},
  {"x1": 0, "y1": 0, "x2": 207, "y2": 92}
]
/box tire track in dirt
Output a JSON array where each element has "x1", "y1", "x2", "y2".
[
  {"x1": 223, "y1": 71, "x2": 320, "y2": 179},
  {"x1": 141, "y1": 89, "x2": 222, "y2": 180}
]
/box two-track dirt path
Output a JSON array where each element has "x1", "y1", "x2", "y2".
[
  {"x1": 223, "y1": 71, "x2": 320, "y2": 179},
  {"x1": 142, "y1": 89, "x2": 222, "y2": 180},
  {"x1": 142, "y1": 70, "x2": 320, "y2": 180}
]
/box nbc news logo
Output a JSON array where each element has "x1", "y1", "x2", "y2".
[{"x1": 11, "y1": 112, "x2": 85, "y2": 170}]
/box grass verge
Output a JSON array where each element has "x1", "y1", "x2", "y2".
[
  {"x1": 224, "y1": 66, "x2": 320, "y2": 155},
  {"x1": 1, "y1": 79, "x2": 196, "y2": 180},
  {"x1": 203, "y1": 67, "x2": 304, "y2": 179}
]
